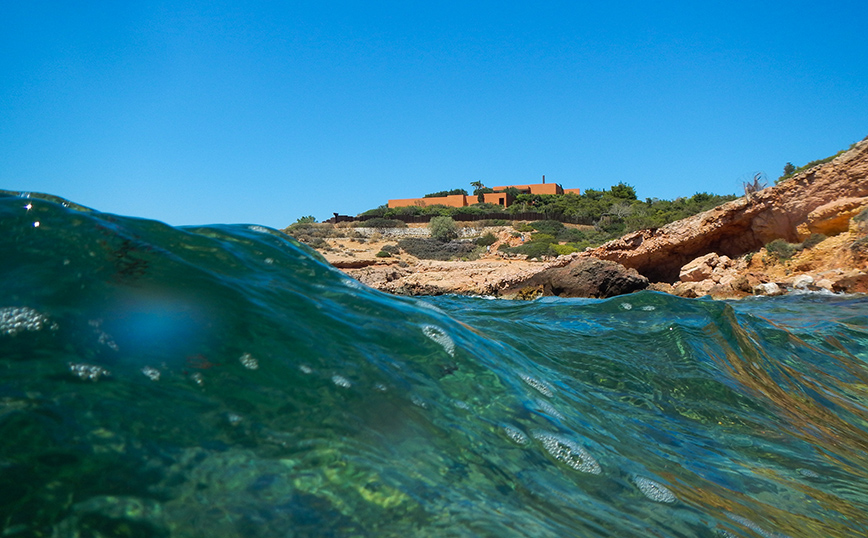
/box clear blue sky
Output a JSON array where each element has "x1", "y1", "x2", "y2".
[{"x1": 2, "y1": 1, "x2": 867, "y2": 228}]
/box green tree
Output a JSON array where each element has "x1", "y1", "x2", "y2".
[
  {"x1": 429, "y1": 216, "x2": 458, "y2": 242},
  {"x1": 783, "y1": 162, "x2": 796, "y2": 176},
  {"x1": 294, "y1": 215, "x2": 316, "y2": 224},
  {"x1": 609, "y1": 182, "x2": 637, "y2": 200}
]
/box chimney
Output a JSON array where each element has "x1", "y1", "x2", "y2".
[{"x1": 542, "y1": 175, "x2": 545, "y2": 184}]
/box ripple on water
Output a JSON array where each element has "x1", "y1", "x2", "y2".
[
  {"x1": 631, "y1": 475, "x2": 676, "y2": 503},
  {"x1": 532, "y1": 432, "x2": 601, "y2": 474}
]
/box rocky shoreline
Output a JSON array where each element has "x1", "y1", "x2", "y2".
[{"x1": 315, "y1": 137, "x2": 868, "y2": 300}]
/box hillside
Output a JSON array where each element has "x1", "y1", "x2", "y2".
[{"x1": 289, "y1": 136, "x2": 868, "y2": 298}]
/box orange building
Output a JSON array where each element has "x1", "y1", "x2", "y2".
[{"x1": 388, "y1": 181, "x2": 580, "y2": 209}]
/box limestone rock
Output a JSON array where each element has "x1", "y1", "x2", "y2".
[
  {"x1": 502, "y1": 257, "x2": 648, "y2": 299},
  {"x1": 753, "y1": 282, "x2": 784, "y2": 296},
  {"x1": 679, "y1": 253, "x2": 719, "y2": 282},
  {"x1": 580, "y1": 137, "x2": 868, "y2": 282},
  {"x1": 803, "y1": 197, "x2": 868, "y2": 237}
]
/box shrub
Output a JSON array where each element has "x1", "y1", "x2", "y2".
[
  {"x1": 551, "y1": 244, "x2": 579, "y2": 256},
  {"x1": 375, "y1": 250, "x2": 391, "y2": 258},
  {"x1": 801, "y1": 233, "x2": 827, "y2": 250},
  {"x1": 424, "y1": 188, "x2": 468, "y2": 198},
  {"x1": 529, "y1": 220, "x2": 564, "y2": 236},
  {"x1": 482, "y1": 219, "x2": 509, "y2": 227},
  {"x1": 429, "y1": 216, "x2": 458, "y2": 242},
  {"x1": 529, "y1": 233, "x2": 556, "y2": 244},
  {"x1": 765, "y1": 239, "x2": 798, "y2": 261},
  {"x1": 513, "y1": 222, "x2": 535, "y2": 232},
  {"x1": 476, "y1": 233, "x2": 497, "y2": 247},
  {"x1": 397, "y1": 238, "x2": 477, "y2": 260},
  {"x1": 380, "y1": 244, "x2": 401, "y2": 255}
]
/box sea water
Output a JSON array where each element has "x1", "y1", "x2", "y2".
[{"x1": 1, "y1": 191, "x2": 867, "y2": 537}]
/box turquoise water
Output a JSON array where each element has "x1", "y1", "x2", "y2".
[{"x1": 2, "y1": 192, "x2": 868, "y2": 537}]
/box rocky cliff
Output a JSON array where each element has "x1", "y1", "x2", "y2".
[{"x1": 580, "y1": 137, "x2": 868, "y2": 283}]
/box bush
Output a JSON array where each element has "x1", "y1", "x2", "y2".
[
  {"x1": 506, "y1": 241, "x2": 556, "y2": 259},
  {"x1": 529, "y1": 233, "x2": 556, "y2": 244},
  {"x1": 397, "y1": 238, "x2": 477, "y2": 260},
  {"x1": 380, "y1": 244, "x2": 401, "y2": 255},
  {"x1": 476, "y1": 232, "x2": 497, "y2": 247},
  {"x1": 429, "y1": 216, "x2": 458, "y2": 242},
  {"x1": 482, "y1": 219, "x2": 509, "y2": 227},
  {"x1": 513, "y1": 222, "x2": 535, "y2": 232},
  {"x1": 551, "y1": 244, "x2": 579, "y2": 256},
  {"x1": 530, "y1": 220, "x2": 564, "y2": 236},
  {"x1": 801, "y1": 233, "x2": 827, "y2": 250},
  {"x1": 375, "y1": 250, "x2": 391, "y2": 258},
  {"x1": 765, "y1": 239, "x2": 798, "y2": 261}
]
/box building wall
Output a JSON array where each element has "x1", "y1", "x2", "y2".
[
  {"x1": 563, "y1": 188, "x2": 582, "y2": 195},
  {"x1": 492, "y1": 183, "x2": 563, "y2": 195},
  {"x1": 388, "y1": 194, "x2": 469, "y2": 208},
  {"x1": 388, "y1": 182, "x2": 578, "y2": 209}
]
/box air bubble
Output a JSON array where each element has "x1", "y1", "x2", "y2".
[
  {"x1": 410, "y1": 395, "x2": 428, "y2": 409},
  {"x1": 620, "y1": 303, "x2": 632, "y2": 310},
  {"x1": 631, "y1": 475, "x2": 676, "y2": 503},
  {"x1": 332, "y1": 375, "x2": 351, "y2": 388},
  {"x1": 641, "y1": 305, "x2": 656, "y2": 311},
  {"x1": 503, "y1": 426, "x2": 528, "y2": 445},
  {"x1": 422, "y1": 325, "x2": 455, "y2": 357},
  {"x1": 69, "y1": 363, "x2": 110, "y2": 381},
  {"x1": 797, "y1": 468, "x2": 820, "y2": 478},
  {"x1": 534, "y1": 399, "x2": 564, "y2": 420},
  {"x1": 239, "y1": 353, "x2": 259, "y2": 370},
  {"x1": 190, "y1": 372, "x2": 204, "y2": 386},
  {"x1": 141, "y1": 366, "x2": 160, "y2": 381},
  {"x1": 532, "y1": 432, "x2": 601, "y2": 474},
  {"x1": 299, "y1": 365, "x2": 313, "y2": 374},
  {"x1": 0, "y1": 306, "x2": 51, "y2": 336},
  {"x1": 520, "y1": 373, "x2": 553, "y2": 397}
]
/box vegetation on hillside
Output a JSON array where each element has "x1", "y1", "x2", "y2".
[
  {"x1": 776, "y1": 140, "x2": 860, "y2": 183},
  {"x1": 362, "y1": 182, "x2": 736, "y2": 234}
]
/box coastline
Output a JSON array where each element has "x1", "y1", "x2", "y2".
[{"x1": 304, "y1": 136, "x2": 868, "y2": 300}]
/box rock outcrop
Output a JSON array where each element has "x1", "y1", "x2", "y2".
[
  {"x1": 500, "y1": 258, "x2": 648, "y2": 299},
  {"x1": 581, "y1": 137, "x2": 868, "y2": 282}
]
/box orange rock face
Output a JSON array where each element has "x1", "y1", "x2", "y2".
[{"x1": 582, "y1": 137, "x2": 868, "y2": 283}]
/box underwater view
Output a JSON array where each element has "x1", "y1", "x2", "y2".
[{"x1": 2, "y1": 191, "x2": 868, "y2": 537}]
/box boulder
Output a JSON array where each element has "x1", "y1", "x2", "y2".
[
  {"x1": 503, "y1": 257, "x2": 648, "y2": 299},
  {"x1": 679, "y1": 253, "x2": 719, "y2": 282}
]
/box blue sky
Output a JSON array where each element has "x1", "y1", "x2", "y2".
[{"x1": 2, "y1": 1, "x2": 867, "y2": 228}]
